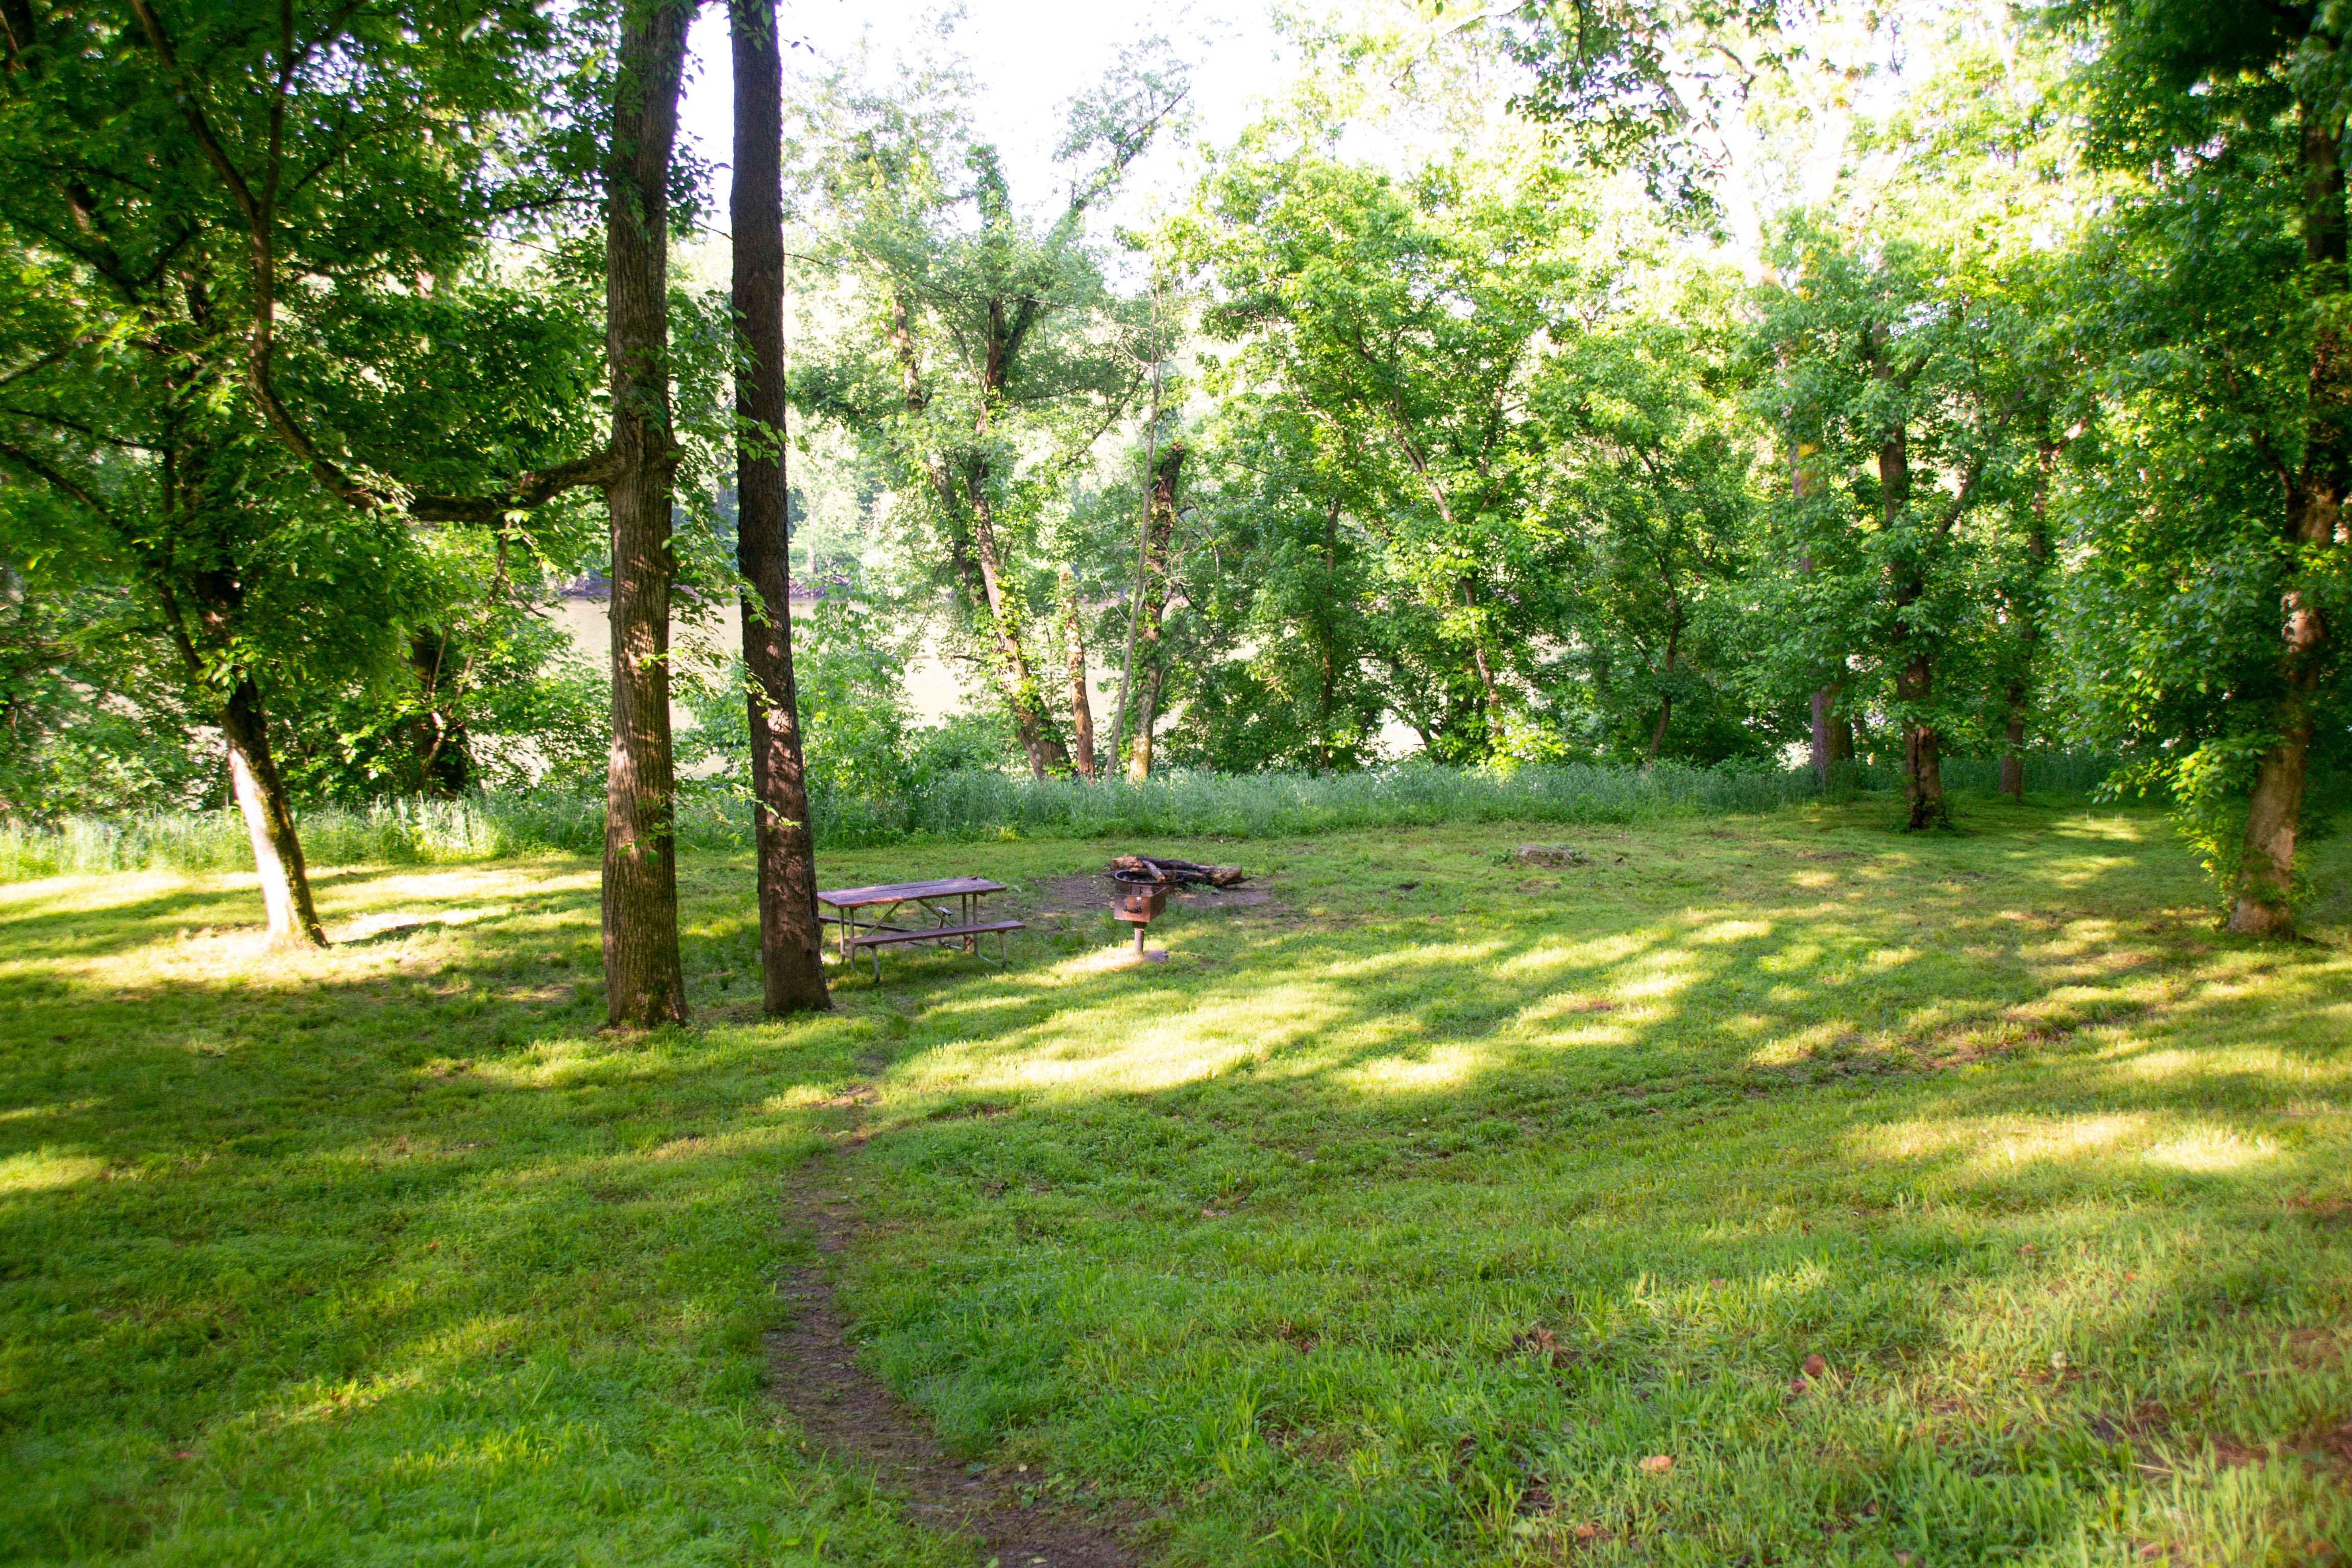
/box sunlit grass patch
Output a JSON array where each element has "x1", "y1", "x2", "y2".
[{"x1": 0, "y1": 1149, "x2": 108, "y2": 1194}]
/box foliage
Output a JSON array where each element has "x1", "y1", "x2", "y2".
[
  {"x1": 1533, "y1": 275, "x2": 1772, "y2": 761},
  {"x1": 785, "y1": 38, "x2": 1183, "y2": 773},
  {"x1": 2044, "y1": 0, "x2": 2352, "y2": 918},
  {"x1": 0, "y1": 580, "x2": 216, "y2": 820},
  {"x1": 1180, "y1": 136, "x2": 1596, "y2": 763},
  {"x1": 681, "y1": 595, "x2": 919, "y2": 813}
]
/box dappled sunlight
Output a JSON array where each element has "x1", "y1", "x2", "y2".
[
  {"x1": 272, "y1": 1367, "x2": 422, "y2": 1432},
  {"x1": 0, "y1": 868, "x2": 198, "y2": 917},
  {"x1": 764, "y1": 1083, "x2": 857, "y2": 1113},
  {"x1": 336, "y1": 905, "x2": 513, "y2": 942},
  {"x1": 896, "y1": 982, "x2": 1354, "y2": 1097},
  {"x1": 10, "y1": 806, "x2": 2350, "y2": 1568},
  {"x1": 1338, "y1": 1042, "x2": 1491, "y2": 1094},
  {"x1": 2141, "y1": 1125, "x2": 2279, "y2": 1173},
  {"x1": 1512, "y1": 990, "x2": 1639, "y2": 1044},
  {"x1": 1847, "y1": 1109, "x2": 2282, "y2": 1180},
  {"x1": 1615, "y1": 964, "x2": 1697, "y2": 1002},
  {"x1": 0, "y1": 1148, "x2": 107, "y2": 1193},
  {"x1": 467, "y1": 1034, "x2": 629, "y2": 1090},
  {"x1": 1744, "y1": 1022, "x2": 1851, "y2": 1066},
  {"x1": 1492, "y1": 928, "x2": 1667, "y2": 982},
  {"x1": 1320, "y1": 936, "x2": 1514, "y2": 980},
  {"x1": 1852, "y1": 1112, "x2": 2150, "y2": 1168}
]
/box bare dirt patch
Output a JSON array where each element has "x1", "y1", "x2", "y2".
[
  {"x1": 1024, "y1": 874, "x2": 1272, "y2": 917},
  {"x1": 769, "y1": 1147, "x2": 1143, "y2": 1567}
]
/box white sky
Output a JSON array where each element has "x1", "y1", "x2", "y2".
[{"x1": 675, "y1": 0, "x2": 1298, "y2": 233}]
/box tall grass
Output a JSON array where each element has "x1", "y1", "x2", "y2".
[{"x1": 0, "y1": 754, "x2": 2124, "y2": 881}]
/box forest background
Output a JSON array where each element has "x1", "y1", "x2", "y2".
[{"x1": 2, "y1": 0, "x2": 2348, "y2": 948}]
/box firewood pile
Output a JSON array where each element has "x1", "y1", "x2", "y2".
[{"x1": 1107, "y1": 854, "x2": 1251, "y2": 888}]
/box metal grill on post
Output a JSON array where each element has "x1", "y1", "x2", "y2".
[{"x1": 1110, "y1": 867, "x2": 1168, "y2": 958}]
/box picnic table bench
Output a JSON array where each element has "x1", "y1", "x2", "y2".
[{"x1": 815, "y1": 876, "x2": 1023, "y2": 981}]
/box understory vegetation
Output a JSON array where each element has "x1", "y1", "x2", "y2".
[
  {"x1": 5, "y1": 803, "x2": 2348, "y2": 1565},
  {"x1": 0, "y1": 754, "x2": 2141, "y2": 880},
  {"x1": 0, "y1": 760, "x2": 1880, "y2": 878}
]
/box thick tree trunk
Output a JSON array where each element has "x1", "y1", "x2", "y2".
[
  {"x1": 1127, "y1": 444, "x2": 1183, "y2": 783},
  {"x1": 220, "y1": 677, "x2": 326, "y2": 948},
  {"x1": 2231, "y1": 102, "x2": 2348, "y2": 936},
  {"x1": 1998, "y1": 708, "x2": 2027, "y2": 800},
  {"x1": 599, "y1": 0, "x2": 692, "y2": 1027},
  {"x1": 733, "y1": 0, "x2": 830, "y2": 1014},
  {"x1": 1897, "y1": 655, "x2": 1945, "y2": 830},
  {"x1": 1061, "y1": 567, "x2": 1096, "y2": 779}
]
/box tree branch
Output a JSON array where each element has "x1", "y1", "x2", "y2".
[{"x1": 0, "y1": 433, "x2": 128, "y2": 529}]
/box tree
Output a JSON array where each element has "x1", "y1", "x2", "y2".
[
  {"x1": 59, "y1": 0, "x2": 701, "y2": 1011},
  {"x1": 2052, "y1": 0, "x2": 2352, "y2": 934},
  {"x1": 731, "y1": 0, "x2": 829, "y2": 1014},
  {"x1": 1183, "y1": 146, "x2": 1593, "y2": 762},
  {"x1": 0, "y1": 241, "x2": 422, "y2": 944},
  {"x1": 1125, "y1": 443, "x2": 1184, "y2": 781},
  {"x1": 1752, "y1": 215, "x2": 2047, "y2": 828},
  {"x1": 1534, "y1": 289, "x2": 1765, "y2": 763},
  {"x1": 0, "y1": 0, "x2": 706, "y2": 983},
  {"x1": 791, "y1": 46, "x2": 1185, "y2": 779},
  {"x1": 1158, "y1": 398, "x2": 1388, "y2": 774}
]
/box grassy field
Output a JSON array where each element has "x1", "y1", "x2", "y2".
[{"x1": 3, "y1": 796, "x2": 2348, "y2": 1565}]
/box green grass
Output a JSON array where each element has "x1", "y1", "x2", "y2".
[{"x1": 4, "y1": 797, "x2": 2348, "y2": 1565}]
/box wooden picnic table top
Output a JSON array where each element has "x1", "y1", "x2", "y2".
[{"x1": 815, "y1": 876, "x2": 1005, "y2": 910}]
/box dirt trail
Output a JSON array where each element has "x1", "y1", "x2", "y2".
[{"x1": 769, "y1": 1146, "x2": 1142, "y2": 1567}]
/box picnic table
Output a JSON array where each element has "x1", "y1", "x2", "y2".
[{"x1": 815, "y1": 876, "x2": 1023, "y2": 981}]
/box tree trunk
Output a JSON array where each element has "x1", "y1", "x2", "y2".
[
  {"x1": 1898, "y1": 654, "x2": 1945, "y2": 830},
  {"x1": 733, "y1": 0, "x2": 831, "y2": 1014},
  {"x1": 1871, "y1": 325, "x2": 1942, "y2": 830},
  {"x1": 1061, "y1": 567, "x2": 1096, "y2": 779},
  {"x1": 2000, "y1": 441, "x2": 2056, "y2": 801},
  {"x1": 963, "y1": 460, "x2": 1071, "y2": 779},
  {"x1": 1997, "y1": 708, "x2": 2026, "y2": 800},
  {"x1": 1462, "y1": 575, "x2": 1502, "y2": 750},
  {"x1": 2231, "y1": 98, "x2": 2348, "y2": 936},
  {"x1": 599, "y1": 0, "x2": 692, "y2": 1027},
  {"x1": 407, "y1": 630, "x2": 471, "y2": 797},
  {"x1": 1646, "y1": 604, "x2": 1681, "y2": 762},
  {"x1": 1809, "y1": 688, "x2": 1834, "y2": 789},
  {"x1": 1111, "y1": 311, "x2": 1168, "y2": 781},
  {"x1": 1315, "y1": 490, "x2": 1341, "y2": 774},
  {"x1": 1127, "y1": 444, "x2": 1183, "y2": 783},
  {"x1": 220, "y1": 676, "x2": 326, "y2": 948},
  {"x1": 1793, "y1": 442, "x2": 1840, "y2": 792}
]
